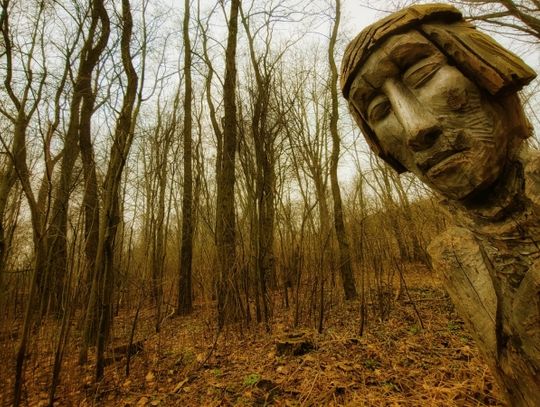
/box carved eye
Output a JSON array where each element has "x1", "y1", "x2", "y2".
[
  {"x1": 405, "y1": 61, "x2": 441, "y2": 88},
  {"x1": 367, "y1": 96, "x2": 391, "y2": 123}
]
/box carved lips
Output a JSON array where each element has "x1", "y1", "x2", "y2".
[{"x1": 416, "y1": 148, "x2": 467, "y2": 176}]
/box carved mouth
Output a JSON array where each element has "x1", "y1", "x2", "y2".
[{"x1": 417, "y1": 149, "x2": 467, "y2": 175}]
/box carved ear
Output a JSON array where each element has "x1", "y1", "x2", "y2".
[
  {"x1": 508, "y1": 94, "x2": 533, "y2": 140},
  {"x1": 498, "y1": 93, "x2": 533, "y2": 151}
]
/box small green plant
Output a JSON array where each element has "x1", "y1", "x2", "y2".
[
  {"x1": 408, "y1": 325, "x2": 421, "y2": 335},
  {"x1": 212, "y1": 368, "x2": 223, "y2": 377},
  {"x1": 448, "y1": 322, "x2": 462, "y2": 332},
  {"x1": 362, "y1": 358, "x2": 380, "y2": 370},
  {"x1": 382, "y1": 380, "x2": 400, "y2": 392},
  {"x1": 243, "y1": 373, "x2": 261, "y2": 387}
]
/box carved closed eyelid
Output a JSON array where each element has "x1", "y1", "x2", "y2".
[
  {"x1": 403, "y1": 56, "x2": 444, "y2": 88},
  {"x1": 367, "y1": 95, "x2": 391, "y2": 123}
]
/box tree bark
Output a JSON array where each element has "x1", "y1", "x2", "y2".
[
  {"x1": 0, "y1": 162, "x2": 16, "y2": 277},
  {"x1": 78, "y1": 0, "x2": 110, "y2": 343},
  {"x1": 240, "y1": 4, "x2": 280, "y2": 329},
  {"x1": 86, "y1": 0, "x2": 138, "y2": 380},
  {"x1": 177, "y1": 0, "x2": 194, "y2": 316},
  {"x1": 328, "y1": 0, "x2": 357, "y2": 300},
  {"x1": 216, "y1": 0, "x2": 241, "y2": 328},
  {"x1": 45, "y1": 0, "x2": 109, "y2": 317}
]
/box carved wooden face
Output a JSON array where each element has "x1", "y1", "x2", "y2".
[{"x1": 348, "y1": 31, "x2": 512, "y2": 200}]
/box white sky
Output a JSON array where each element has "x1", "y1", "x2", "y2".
[{"x1": 166, "y1": 0, "x2": 539, "y2": 186}]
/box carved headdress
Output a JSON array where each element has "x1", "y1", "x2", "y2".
[{"x1": 341, "y1": 3, "x2": 536, "y2": 172}]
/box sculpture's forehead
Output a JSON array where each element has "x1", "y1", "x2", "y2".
[{"x1": 349, "y1": 31, "x2": 440, "y2": 112}]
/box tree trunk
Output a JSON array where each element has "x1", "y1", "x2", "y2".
[
  {"x1": 45, "y1": 0, "x2": 109, "y2": 317},
  {"x1": 177, "y1": 0, "x2": 194, "y2": 316},
  {"x1": 216, "y1": 0, "x2": 241, "y2": 328},
  {"x1": 328, "y1": 0, "x2": 357, "y2": 300},
  {"x1": 78, "y1": 0, "x2": 110, "y2": 342},
  {"x1": 87, "y1": 0, "x2": 138, "y2": 380},
  {"x1": 0, "y1": 162, "x2": 16, "y2": 278},
  {"x1": 240, "y1": 5, "x2": 279, "y2": 329},
  {"x1": 1, "y1": 3, "x2": 53, "y2": 403}
]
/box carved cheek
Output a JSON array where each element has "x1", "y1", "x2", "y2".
[
  {"x1": 414, "y1": 68, "x2": 470, "y2": 114},
  {"x1": 373, "y1": 118, "x2": 415, "y2": 169},
  {"x1": 437, "y1": 68, "x2": 474, "y2": 112},
  {"x1": 445, "y1": 87, "x2": 468, "y2": 111}
]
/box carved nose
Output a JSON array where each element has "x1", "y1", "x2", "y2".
[
  {"x1": 407, "y1": 124, "x2": 442, "y2": 151},
  {"x1": 383, "y1": 78, "x2": 441, "y2": 151}
]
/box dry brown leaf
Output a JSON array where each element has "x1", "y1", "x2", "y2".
[
  {"x1": 145, "y1": 371, "x2": 155, "y2": 383},
  {"x1": 173, "y1": 377, "x2": 189, "y2": 393},
  {"x1": 136, "y1": 396, "x2": 149, "y2": 407},
  {"x1": 336, "y1": 362, "x2": 353, "y2": 372}
]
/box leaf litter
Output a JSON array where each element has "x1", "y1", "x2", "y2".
[{"x1": 0, "y1": 265, "x2": 503, "y2": 406}]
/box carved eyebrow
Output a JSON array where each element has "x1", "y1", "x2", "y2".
[{"x1": 388, "y1": 41, "x2": 437, "y2": 70}]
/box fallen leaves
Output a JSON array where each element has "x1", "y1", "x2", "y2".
[
  {"x1": 0, "y1": 266, "x2": 504, "y2": 406},
  {"x1": 172, "y1": 377, "x2": 189, "y2": 393},
  {"x1": 145, "y1": 371, "x2": 155, "y2": 384}
]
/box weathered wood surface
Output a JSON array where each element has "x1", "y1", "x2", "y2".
[{"x1": 341, "y1": 3, "x2": 539, "y2": 406}]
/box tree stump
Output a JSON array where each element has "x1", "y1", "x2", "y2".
[{"x1": 275, "y1": 332, "x2": 316, "y2": 356}]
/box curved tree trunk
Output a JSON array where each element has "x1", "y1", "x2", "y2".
[{"x1": 45, "y1": 0, "x2": 110, "y2": 317}]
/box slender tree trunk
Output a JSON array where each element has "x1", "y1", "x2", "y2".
[
  {"x1": 177, "y1": 0, "x2": 194, "y2": 316},
  {"x1": 216, "y1": 0, "x2": 241, "y2": 328},
  {"x1": 78, "y1": 0, "x2": 110, "y2": 341},
  {"x1": 0, "y1": 9, "x2": 17, "y2": 276},
  {"x1": 0, "y1": 163, "x2": 16, "y2": 278},
  {"x1": 1, "y1": 3, "x2": 50, "y2": 403},
  {"x1": 92, "y1": 0, "x2": 138, "y2": 380},
  {"x1": 45, "y1": 0, "x2": 109, "y2": 317},
  {"x1": 8, "y1": 77, "x2": 48, "y2": 407},
  {"x1": 328, "y1": 0, "x2": 357, "y2": 300},
  {"x1": 11, "y1": 112, "x2": 47, "y2": 407},
  {"x1": 256, "y1": 160, "x2": 274, "y2": 329},
  {"x1": 153, "y1": 128, "x2": 170, "y2": 329}
]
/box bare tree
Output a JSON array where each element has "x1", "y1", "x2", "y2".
[
  {"x1": 328, "y1": 0, "x2": 357, "y2": 300},
  {"x1": 177, "y1": 0, "x2": 194, "y2": 316},
  {"x1": 216, "y1": 0, "x2": 242, "y2": 327},
  {"x1": 0, "y1": 2, "x2": 55, "y2": 404},
  {"x1": 280, "y1": 58, "x2": 335, "y2": 331},
  {"x1": 44, "y1": 0, "x2": 109, "y2": 317},
  {"x1": 77, "y1": 0, "x2": 110, "y2": 326},
  {"x1": 140, "y1": 93, "x2": 179, "y2": 329},
  {"x1": 78, "y1": 0, "x2": 140, "y2": 380},
  {"x1": 460, "y1": 0, "x2": 540, "y2": 40},
  {"x1": 239, "y1": 0, "x2": 295, "y2": 329}
]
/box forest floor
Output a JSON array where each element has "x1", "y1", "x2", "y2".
[{"x1": 0, "y1": 265, "x2": 504, "y2": 406}]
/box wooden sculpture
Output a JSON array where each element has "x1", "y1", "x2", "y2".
[{"x1": 341, "y1": 4, "x2": 539, "y2": 406}]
